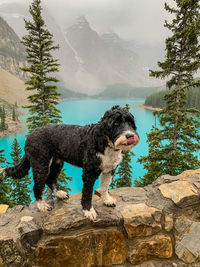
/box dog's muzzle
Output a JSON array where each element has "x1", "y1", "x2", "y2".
[{"x1": 114, "y1": 131, "x2": 139, "y2": 150}]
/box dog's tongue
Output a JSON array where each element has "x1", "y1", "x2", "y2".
[{"x1": 126, "y1": 137, "x2": 137, "y2": 145}]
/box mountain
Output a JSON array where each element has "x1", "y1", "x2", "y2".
[
  {"x1": 0, "y1": 16, "x2": 26, "y2": 80},
  {"x1": 0, "y1": 16, "x2": 29, "y2": 105},
  {"x1": 65, "y1": 17, "x2": 155, "y2": 93},
  {"x1": 0, "y1": 2, "x2": 161, "y2": 95}
]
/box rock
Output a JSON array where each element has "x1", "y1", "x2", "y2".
[
  {"x1": 121, "y1": 203, "x2": 162, "y2": 238},
  {"x1": 7, "y1": 205, "x2": 24, "y2": 214},
  {"x1": 0, "y1": 214, "x2": 10, "y2": 226},
  {"x1": 164, "y1": 213, "x2": 173, "y2": 232},
  {"x1": 158, "y1": 180, "x2": 199, "y2": 207},
  {"x1": 37, "y1": 229, "x2": 126, "y2": 267},
  {"x1": 175, "y1": 216, "x2": 200, "y2": 263},
  {"x1": 110, "y1": 187, "x2": 147, "y2": 204},
  {"x1": 0, "y1": 205, "x2": 9, "y2": 215},
  {"x1": 128, "y1": 235, "x2": 173, "y2": 264},
  {"x1": 178, "y1": 169, "x2": 200, "y2": 178}
]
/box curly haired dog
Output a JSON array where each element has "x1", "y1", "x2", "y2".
[{"x1": 0, "y1": 105, "x2": 139, "y2": 220}]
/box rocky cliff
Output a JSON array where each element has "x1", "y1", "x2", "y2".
[
  {"x1": 0, "y1": 169, "x2": 200, "y2": 267},
  {"x1": 0, "y1": 16, "x2": 26, "y2": 81}
]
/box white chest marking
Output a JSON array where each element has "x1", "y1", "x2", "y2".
[{"x1": 97, "y1": 147, "x2": 122, "y2": 173}]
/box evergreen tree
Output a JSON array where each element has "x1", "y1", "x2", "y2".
[
  {"x1": 136, "y1": 0, "x2": 200, "y2": 187},
  {"x1": 0, "y1": 106, "x2": 7, "y2": 131},
  {"x1": 21, "y1": 0, "x2": 62, "y2": 133},
  {"x1": 0, "y1": 149, "x2": 12, "y2": 205},
  {"x1": 12, "y1": 106, "x2": 16, "y2": 121},
  {"x1": 21, "y1": 0, "x2": 71, "y2": 195},
  {"x1": 110, "y1": 104, "x2": 135, "y2": 189},
  {"x1": 9, "y1": 138, "x2": 31, "y2": 206}
]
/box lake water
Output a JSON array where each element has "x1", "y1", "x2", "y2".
[{"x1": 0, "y1": 98, "x2": 156, "y2": 198}]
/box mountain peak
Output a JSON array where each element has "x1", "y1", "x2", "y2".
[{"x1": 74, "y1": 15, "x2": 89, "y2": 29}]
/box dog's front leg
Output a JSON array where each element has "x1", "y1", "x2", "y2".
[
  {"x1": 98, "y1": 171, "x2": 117, "y2": 207},
  {"x1": 81, "y1": 168, "x2": 99, "y2": 221}
]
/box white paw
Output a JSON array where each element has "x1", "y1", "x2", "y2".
[
  {"x1": 103, "y1": 194, "x2": 117, "y2": 207},
  {"x1": 83, "y1": 207, "x2": 97, "y2": 221},
  {"x1": 0, "y1": 167, "x2": 6, "y2": 178},
  {"x1": 54, "y1": 190, "x2": 69, "y2": 200},
  {"x1": 37, "y1": 200, "x2": 52, "y2": 212}
]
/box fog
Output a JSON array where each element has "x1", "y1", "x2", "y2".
[{"x1": 0, "y1": 0, "x2": 175, "y2": 45}]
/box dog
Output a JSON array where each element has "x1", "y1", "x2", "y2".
[{"x1": 0, "y1": 105, "x2": 139, "y2": 220}]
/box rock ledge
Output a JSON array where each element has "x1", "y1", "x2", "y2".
[{"x1": 0, "y1": 169, "x2": 200, "y2": 267}]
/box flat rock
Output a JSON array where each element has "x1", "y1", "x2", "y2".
[
  {"x1": 127, "y1": 234, "x2": 173, "y2": 264},
  {"x1": 158, "y1": 180, "x2": 199, "y2": 207},
  {"x1": 37, "y1": 229, "x2": 126, "y2": 267},
  {"x1": 110, "y1": 187, "x2": 147, "y2": 203},
  {"x1": 175, "y1": 216, "x2": 200, "y2": 263},
  {"x1": 121, "y1": 203, "x2": 162, "y2": 238}
]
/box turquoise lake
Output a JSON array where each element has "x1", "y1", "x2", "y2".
[{"x1": 0, "y1": 98, "x2": 157, "y2": 198}]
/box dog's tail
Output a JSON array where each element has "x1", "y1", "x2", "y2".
[{"x1": 4, "y1": 155, "x2": 31, "y2": 179}]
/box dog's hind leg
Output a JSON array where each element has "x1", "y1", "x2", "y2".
[
  {"x1": 31, "y1": 160, "x2": 52, "y2": 212},
  {"x1": 46, "y1": 159, "x2": 69, "y2": 200},
  {"x1": 98, "y1": 171, "x2": 117, "y2": 207}
]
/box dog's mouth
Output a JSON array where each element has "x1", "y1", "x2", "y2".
[
  {"x1": 114, "y1": 133, "x2": 139, "y2": 150},
  {"x1": 122, "y1": 136, "x2": 138, "y2": 146}
]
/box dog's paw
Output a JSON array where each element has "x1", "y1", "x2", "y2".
[
  {"x1": 54, "y1": 190, "x2": 69, "y2": 200},
  {"x1": 83, "y1": 207, "x2": 97, "y2": 221},
  {"x1": 103, "y1": 194, "x2": 117, "y2": 207},
  {"x1": 37, "y1": 200, "x2": 52, "y2": 212}
]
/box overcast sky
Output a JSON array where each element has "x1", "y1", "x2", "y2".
[{"x1": 0, "y1": 0, "x2": 175, "y2": 45}]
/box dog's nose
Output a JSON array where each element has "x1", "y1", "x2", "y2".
[{"x1": 126, "y1": 134, "x2": 134, "y2": 139}]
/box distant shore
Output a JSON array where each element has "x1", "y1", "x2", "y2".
[
  {"x1": 0, "y1": 120, "x2": 24, "y2": 138},
  {"x1": 140, "y1": 104, "x2": 162, "y2": 112}
]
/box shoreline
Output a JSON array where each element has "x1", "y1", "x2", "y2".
[
  {"x1": 0, "y1": 120, "x2": 24, "y2": 138},
  {"x1": 139, "y1": 104, "x2": 162, "y2": 112}
]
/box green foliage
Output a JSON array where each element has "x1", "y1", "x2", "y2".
[
  {"x1": 95, "y1": 83, "x2": 164, "y2": 98},
  {"x1": 8, "y1": 138, "x2": 31, "y2": 206},
  {"x1": 145, "y1": 86, "x2": 200, "y2": 110},
  {"x1": 136, "y1": 0, "x2": 200, "y2": 187},
  {"x1": 57, "y1": 169, "x2": 72, "y2": 193},
  {"x1": 0, "y1": 149, "x2": 12, "y2": 205},
  {"x1": 21, "y1": 0, "x2": 71, "y2": 194},
  {"x1": 110, "y1": 104, "x2": 135, "y2": 189},
  {"x1": 21, "y1": 0, "x2": 62, "y2": 133},
  {"x1": 0, "y1": 106, "x2": 8, "y2": 131}
]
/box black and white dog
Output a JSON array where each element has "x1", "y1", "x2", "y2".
[{"x1": 0, "y1": 105, "x2": 139, "y2": 220}]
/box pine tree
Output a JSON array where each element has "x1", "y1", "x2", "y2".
[
  {"x1": 21, "y1": 0, "x2": 62, "y2": 133},
  {"x1": 9, "y1": 138, "x2": 31, "y2": 206},
  {"x1": 0, "y1": 106, "x2": 7, "y2": 131},
  {"x1": 110, "y1": 104, "x2": 135, "y2": 189},
  {"x1": 21, "y1": 0, "x2": 71, "y2": 194},
  {"x1": 136, "y1": 0, "x2": 200, "y2": 186},
  {"x1": 0, "y1": 149, "x2": 12, "y2": 205},
  {"x1": 12, "y1": 106, "x2": 16, "y2": 121}
]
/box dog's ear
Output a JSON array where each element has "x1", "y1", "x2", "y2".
[{"x1": 93, "y1": 123, "x2": 108, "y2": 154}]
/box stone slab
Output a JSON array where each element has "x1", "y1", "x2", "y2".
[
  {"x1": 159, "y1": 180, "x2": 199, "y2": 207},
  {"x1": 37, "y1": 229, "x2": 126, "y2": 267},
  {"x1": 121, "y1": 203, "x2": 162, "y2": 238},
  {"x1": 128, "y1": 234, "x2": 172, "y2": 264}
]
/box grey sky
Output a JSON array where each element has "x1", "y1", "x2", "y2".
[{"x1": 0, "y1": 0, "x2": 175, "y2": 45}]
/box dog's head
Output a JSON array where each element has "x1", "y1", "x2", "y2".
[{"x1": 100, "y1": 105, "x2": 139, "y2": 151}]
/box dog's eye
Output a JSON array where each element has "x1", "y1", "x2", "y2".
[{"x1": 114, "y1": 121, "x2": 120, "y2": 126}]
